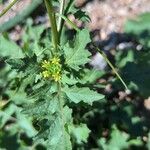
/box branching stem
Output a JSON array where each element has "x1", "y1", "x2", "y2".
[
  {"x1": 56, "y1": 15, "x2": 128, "y2": 90},
  {"x1": 57, "y1": 14, "x2": 80, "y2": 32}
]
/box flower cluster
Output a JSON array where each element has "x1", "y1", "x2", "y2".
[{"x1": 41, "y1": 56, "x2": 61, "y2": 82}]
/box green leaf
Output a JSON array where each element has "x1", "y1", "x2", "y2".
[
  {"x1": 22, "y1": 19, "x2": 45, "y2": 42},
  {"x1": 74, "y1": 9, "x2": 91, "y2": 22},
  {"x1": 68, "y1": 123, "x2": 90, "y2": 144},
  {"x1": 146, "y1": 133, "x2": 150, "y2": 149},
  {"x1": 128, "y1": 139, "x2": 143, "y2": 146},
  {"x1": 0, "y1": 36, "x2": 24, "y2": 58},
  {"x1": 46, "y1": 116, "x2": 72, "y2": 150},
  {"x1": 109, "y1": 127, "x2": 129, "y2": 150},
  {"x1": 115, "y1": 50, "x2": 134, "y2": 68},
  {"x1": 98, "y1": 126, "x2": 129, "y2": 150},
  {"x1": 98, "y1": 125, "x2": 142, "y2": 150},
  {"x1": 16, "y1": 110, "x2": 37, "y2": 137},
  {"x1": 62, "y1": 74, "x2": 78, "y2": 85},
  {"x1": 35, "y1": 106, "x2": 72, "y2": 150},
  {"x1": 80, "y1": 69, "x2": 105, "y2": 84},
  {"x1": 0, "y1": 104, "x2": 16, "y2": 128},
  {"x1": 0, "y1": 103, "x2": 36, "y2": 138},
  {"x1": 63, "y1": 106, "x2": 73, "y2": 124},
  {"x1": 6, "y1": 59, "x2": 25, "y2": 69},
  {"x1": 23, "y1": 98, "x2": 59, "y2": 119},
  {"x1": 64, "y1": 86, "x2": 105, "y2": 105},
  {"x1": 6, "y1": 90, "x2": 33, "y2": 105},
  {"x1": 47, "y1": 126, "x2": 71, "y2": 150},
  {"x1": 22, "y1": 19, "x2": 45, "y2": 56},
  {"x1": 7, "y1": 55, "x2": 39, "y2": 84},
  {"x1": 120, "y1": 51, "x2": 150, "y2": 97},
  {"x1": 125, "y1": 12, "x2": 150, "y2": 34},
  {"x1": 64, "y1": 29, "x2": 91, "y2": 70}
]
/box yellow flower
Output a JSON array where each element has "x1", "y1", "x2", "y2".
[
  {"x1": 42, "y1": 70, "x2": 50, "y2": 78},
  {"x1": 42, "y1": 60, "x2": 51, "y2": 69},
  {"x1": 52, "y1": 72, "x2": 61, "y2": 82},
  {"x1": 41, "y1": 56, "x2": 62, "y2": 82},
  {"x1": 51, "y1": 57, "x2": 60, "y2": 65}
]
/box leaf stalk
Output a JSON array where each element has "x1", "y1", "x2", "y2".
[{"x1": 94, "y1": 46, "x2": 128, "y2": 90}]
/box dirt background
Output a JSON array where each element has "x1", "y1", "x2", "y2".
[{"x1": 0, "y1": 0, "x2": 150, "y2": 39}]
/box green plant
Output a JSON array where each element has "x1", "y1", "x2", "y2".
[
  {"x1": 0, "y1": 0, "x2": 105, "y2": 149},
  {"x1": 0, "y1": 0, "x2": 130, "y2": 149}
]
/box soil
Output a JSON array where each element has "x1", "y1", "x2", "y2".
[
  {"x1": 1, "y1": 0, "x2": 150, "y2": 39},
  {"x1": 82, "y1": 0, "x2": 150, "y2": 39}
]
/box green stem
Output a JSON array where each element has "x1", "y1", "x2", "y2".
[
  {"x1": 44, "y1": 0, "x2": 59, "y2": 51},
  {"x1": 57, "y1": 82, "x2": 67, "y2": 148},
  {"x1": 94, "y1": 46, "x2": 128, "y2": 90},
  {"x1": 57, "y1": 14, "x2": 80, "y2": 32},
  {"x1": 58, "y1": 0, "x2": 74, "y2": 38},
  {"x1": 58, "y1": 0, "x2": 66, "y2": 32},
  {"x1": 0, "y1": 0, "x2": 19, "y2": 17}
]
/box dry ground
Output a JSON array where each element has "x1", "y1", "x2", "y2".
[{"x1": 0, "y1": 0, "x2": 150, "y2": 39}]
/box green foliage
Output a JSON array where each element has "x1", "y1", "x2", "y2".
[
  {"x1": 98, "y1": 125, "x2": 142, "y2": 150},
  {"x1": 125, "y1": 12, "x2": 150, "y2": 49},
  {"x1": 116, "y1": 12, "x2": 150, "y2": 97},
  {"x1": 68, "y1": 123, "x2": 90, "y2": 144},
  {"x1": 64, "y1": 29, "x2": 91, "y2": 71},
  {"x1": 1, "y1": 0, "x2": 150, "y2": 149},
  {"x1": 97, "y1": 12, "x2": 150, "y2": 150},
  {"x1": 80, "y1": 69, "x2": 105, "y2": 84},
  {"x1": 0, "y1": 36, "x2": 24, "y2": 58},
  {"x1": 64, "y1": 86, "x2": 104, "y2": 104},
  {"x1": 121, "y1": 51, "x2": 150, "y2": 97},
  {"x1": 0, "y1": 1, "x2": 105, "y2": 149},
  {"x1": 125, "y1": 12, "x2": 150, "y2": 34}
]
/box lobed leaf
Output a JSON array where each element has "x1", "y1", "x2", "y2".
[
  {"x1": 64, "y1": 86, "x2": 105, "y2": 105},
  {"x1": 68, "y1": 123, "x2": 90, "y2": 144},
  {"x1": 64, "y1": 29, "x2": 91, "y2": 71}
]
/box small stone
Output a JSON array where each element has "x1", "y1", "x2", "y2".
[
  {"x1": 90, "y1": 53, "x2": 107, "y2": 70},
  {"x1": 144, "y1": 97, "x2": 150, "y2": 110}
]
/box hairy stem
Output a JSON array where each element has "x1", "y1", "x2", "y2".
[
  {"x1": 57, "y1": 82, "x2": 67, "y2": 148},
  {"x1": 44, "y1": 0, "x2": 59, "y2": 51},
  {"x1": 0, "y1": 0, "x2": 19, "y2": 17}
]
